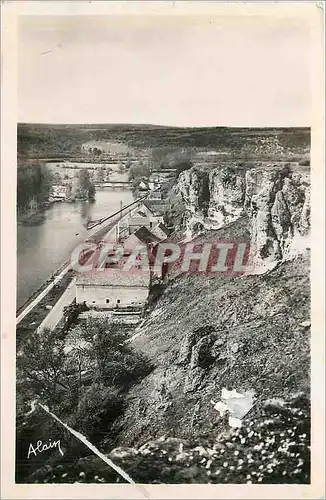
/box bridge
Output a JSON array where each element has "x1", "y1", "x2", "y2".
[{"x1": 94, "y1": 181, "x2": 132, "y2": 189}]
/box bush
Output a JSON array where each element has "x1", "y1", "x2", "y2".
[
  {"x1": 220, "y1": 165, "x2": 237, "y2": 187},
  {"x1": 72, "y1": 383, "x2": 124, "y2": 441},
  {"x1": 62, "y1": 300, "x2": 89, "y2": 333},
  {"x1": 76, "y1": 318, "x2": 155, "y2": 389}
]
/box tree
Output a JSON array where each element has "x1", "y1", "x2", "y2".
[
  {"x1": 174, "y1": 160, "x2": 193, "y2": 177},
  {"x1": 17, "y1": 161, "x2": 53, "y2": 215},
  {"x1": 128, "y1": 163, "x2": 150, "y2": 183},
  {"x1": 96, "y1": 166, "x2": 105, "y2": 182},
  {"x1": 16, "y1": 328, "x2": 69, "y2": 404},
  {"x1": 88, "y1": 183, "x2": 96, "y2": 202},
  {"x1": 75, "y1": 318, "x2": 154, "y2": 389},
  {"x1": 118, "y1": 163, "x2": 125, "y2": 174},
  {"x1": 53, "y1": 172, "x2": 62, "y2": 185},
  {"x1": 62, "y1": 300, "x2": 88, "y2": 333},
  {"x1": 75, "y1": 168, "x2": 96, "y2": 201}
]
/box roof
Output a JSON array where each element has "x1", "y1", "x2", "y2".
[
  {"x1": 143, "y1": 199, "x2": 167, "y2": 215},
  {"x1": 141, "y1": 200, "x2": 155, "y2": 214},
  {"x1": 128, "y1": 216, "x2": 151, "y2": 227},
  {"x1": 133, "y1": 226, "x2": 161, "y2": 244},
  {"x1": 76, "y1": 268, "x2": 150, "y2": 287}
]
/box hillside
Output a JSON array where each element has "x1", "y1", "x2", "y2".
[
  {"x1": 116, "y1": 234, "x2": 310, "y2": 445},
  {"x1": 17, "y1": 123, "x2": 310, "y2": 157}
]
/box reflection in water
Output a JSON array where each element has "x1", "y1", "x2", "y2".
[
  {"x1": 17, "y1": 188, "x2": 134, "y2": 308},
  {"x1": 20, "y1": 212, "x2": 46, "y2": 226},
  {"x1": 80, "y1": 201, "x2": 92, "y2": 222}
]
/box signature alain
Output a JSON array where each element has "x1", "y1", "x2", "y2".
[{"x1": 27, "y1": 439, "x2": 64, "y2": 459}]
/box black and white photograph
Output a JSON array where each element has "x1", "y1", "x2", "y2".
[{"x1": 1, "y1": 1, "x2": 324, "y2": 498}]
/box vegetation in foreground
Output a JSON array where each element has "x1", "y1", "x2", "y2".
[
  {"x1": 26, "y1": 394, "x2": 310, "y2": 484},
  {"x1": 16, "y1": 318, "x2": 154, "y2": 482}
]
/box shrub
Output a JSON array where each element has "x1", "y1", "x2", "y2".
[
  {"x1": 220, "y1": 165, "x2": 237, "y2": 187},
  {"x1": 72, "y1": 383, "x2": 124, "y2": 441},
  {"x1": 62, "y1": 300, "x2": 88, "y2": 333}
]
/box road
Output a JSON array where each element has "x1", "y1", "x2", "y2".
[
  {"x1": 37, "y1": 278, "x2": 76, "y2": 332},
  {"x1": 16, "y1": 264, "x2": 71, "y2": 325}
]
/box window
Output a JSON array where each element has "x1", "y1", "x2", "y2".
[
  {"x1": 117, "y1": 299, "x2": 121, "y2": 304},
  {"x1": 92, "y1": 300, "x2": 96, "y2": 303},
  {"x1": 106, "y1": 299, "x2": 110, "y2": 304}
]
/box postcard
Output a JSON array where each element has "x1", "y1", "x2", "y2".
[{"x1": 1, "y1": 1, "x2": 324, "y2": 499}]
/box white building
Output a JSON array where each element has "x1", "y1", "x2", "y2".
[
  {"x1": 118, "y1": 203, "x2": 164, "y2": 240},
  {"x1": 141, "y1": 200, "x2": 166, "y2": 220},
  {"x1": 76, "y1": 269, "x2": 150, "y2": 310}
]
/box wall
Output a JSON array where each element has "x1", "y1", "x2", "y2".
[
  {"x1": 127, "y1": 216, "x2": 152, "y2": 233},
  {"x1": 76, "y1": 284, "x2": 149, "y2": 309},
  {"x1": 151, "y1": 225, "x2": 168, "y2": 241}
]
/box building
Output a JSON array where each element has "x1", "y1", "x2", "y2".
[
  {"x1": 76, "y1": 268, "x2": 150, "y2": 310},
  {"x1": 148, "y1": 189, "x2": 163, "y2": 200},
  {"x1": 50, "y1": 185, "x2": 68, "y2": 201},
  {"x1": 117, "y1": 207, "x2": 152, "y2": 239},
  {"x1": 142, "y1": 200, "x2": 166, "y2": 219},
  {"x1": 118, "y1": 202, "x2": 165, "y2": 240},
  {"x1": 125, "y1": 215, "x2": 152, "y2": 235},
  {"x1": 138, "y1": 181, "x2": 149, "y2": 191}
]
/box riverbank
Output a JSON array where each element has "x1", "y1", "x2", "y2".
[
  {"x1": 17, "y1": 208, "x2": 48, "y2": 225},
  {"x1": 16, "y1": 270, "x2": 75, "y2": 347},
  {"x1": 17, "y1": 197, "x2": 96, "y2": 226},
  {"x1": 16, "y1": 195, "x2": 145, "y2": 338}
]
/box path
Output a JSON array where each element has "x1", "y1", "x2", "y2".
[
  {"x1": 37, "y1": 278, "x2": 76, "y2": 332},
  {"x1": 16, "y1": 265, "x2": 70, "y2": 325}
]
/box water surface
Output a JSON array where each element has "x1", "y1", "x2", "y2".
[{"x1": 17, "y1": 188, "x2": 133, "y2": 308}]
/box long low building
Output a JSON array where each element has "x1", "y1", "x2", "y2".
[{"x1": 76, "y1": 268, "x2": 150, "y2": 310}]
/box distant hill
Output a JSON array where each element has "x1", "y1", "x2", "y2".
[{"x1": 17, "y1": 123, "x2": 310, "y2": 158}]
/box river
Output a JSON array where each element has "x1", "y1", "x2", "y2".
[{"x1": 17, "y1": 187, "x2": 134, "y2": 309}]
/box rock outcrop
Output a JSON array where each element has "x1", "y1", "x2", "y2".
[{"x1": 175, "y1": 163, "x2": 310, "y2": 270}]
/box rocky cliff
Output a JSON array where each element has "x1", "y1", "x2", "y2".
[{"x1": 174, "y1": 163, "x2": 310, "y2": 271}]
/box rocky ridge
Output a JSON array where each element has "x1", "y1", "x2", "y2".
[{"x1": 175, "y1": 163, "x2": 310, "y2": 271}]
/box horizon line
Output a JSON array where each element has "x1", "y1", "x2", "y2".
[{"x1": 17, "y1": 122, "x2": 311, "y2": 130}]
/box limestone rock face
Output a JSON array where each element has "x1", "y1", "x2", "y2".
[
  {"x1": 177, "y1": 166, "x2": 246, "y2": 236},
  {"x1": 245, "y1": 167, "x2": 310, "y2": 269},
  {"x1": 174, "y1": 164, "x2": 310, "y2": 269}
]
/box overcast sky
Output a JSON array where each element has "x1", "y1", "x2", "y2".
[{"x1": 18, "y1": 15, "x2": 311, "y2": 127}]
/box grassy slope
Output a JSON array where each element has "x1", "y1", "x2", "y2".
[{"x1": 116, "y1": 218, "x2": 310, "y2": 446}]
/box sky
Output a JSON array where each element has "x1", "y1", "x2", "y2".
[{"x1": 18, "y1": 15, "x2": 312, "y2": 127}]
